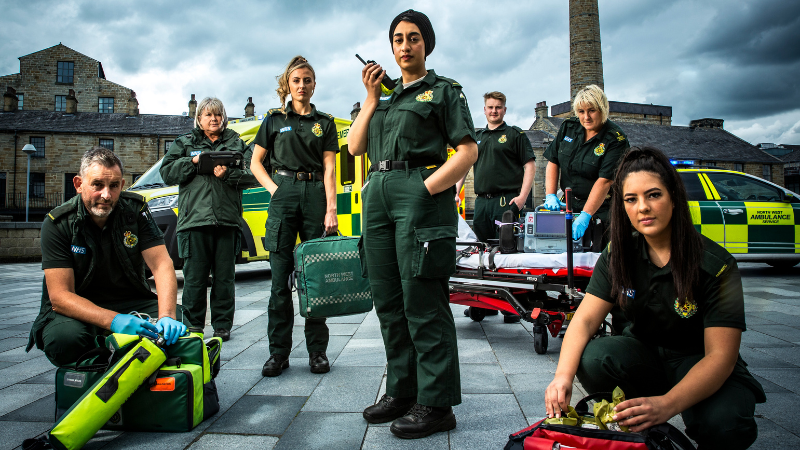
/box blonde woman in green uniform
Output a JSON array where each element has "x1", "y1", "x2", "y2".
[
  {"x1": 348, "y1": 9, "x2": 478, "y2": 440},
  {"x1": 542, "y1": 84, "x2": 629, "y2": 252},
  {"x1": 544, "y1": 147, "x2": 765, "y2": 449},
  {"x1": 250, "y1": 56, "x2": 339, "y2": 377}
]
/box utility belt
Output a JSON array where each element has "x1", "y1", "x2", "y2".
[
  {"x1": 274, "y1": 169, "x2": 324, "y2": 181},
  {"x1": 368, "y1": 160, "x2": 440, "y2": 173},
  {"x1": 476, "y1": 190, "x2": 517, "y2": 199}
]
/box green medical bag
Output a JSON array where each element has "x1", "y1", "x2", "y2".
[{"x1": 291, "y1": 235, "x2": 373, "y2": 319}]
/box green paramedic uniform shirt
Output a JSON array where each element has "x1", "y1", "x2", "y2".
[
  {"x1": 586, "y1": 233, "x2": 746, "y2": 354},
  {"x1": 474, "y1": 122, "x2": 535, "y2": 195},
  {"x1": 367, "y1": 70, "x2": 476, "y2": 163},
  {"x1": 253, "y1": 102, "x2": 340, "y2": 172},
  {"x1": 542, "y1": 117, "x2": 629, "y2": 220}
]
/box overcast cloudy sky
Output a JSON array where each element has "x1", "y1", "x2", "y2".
[{"x1": 1, "y1": 0, "x2": 799, "y2": 145}]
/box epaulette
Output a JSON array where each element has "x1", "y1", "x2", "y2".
[
  {"x1": 267, "y1": 108, "x2": 282, "y2": 116},
  {"x1": 510, "y1": 125, "x2": 525, "y2": 134},
  {"x1": 175, "y1": 131, "x2": 193, "y2": 143},
  {"x1": 699, "y1": 235, "x2": 734, "y2": 277},
  {"x1": 437, "y1": 76, "x2": 463, "y2": 89},
  {"x1": 120, "y1": 191, "x2": 145, "y2": 203},
  {"x1": 47, "y1": 201, "x2": 78, "y2": 222}
]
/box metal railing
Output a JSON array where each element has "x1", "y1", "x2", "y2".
[{"x1": 2, "y1": 193, "x2": 66, "y2": 210}]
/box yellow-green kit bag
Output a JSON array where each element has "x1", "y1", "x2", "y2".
[{"x1": 49, "y1": 334, "x2": 165, "y2": 450}]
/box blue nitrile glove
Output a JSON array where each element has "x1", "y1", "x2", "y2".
[
  {"x1": 110, "y1": 314, "x2": 159, "y2": 339},
  {"x1": 155, "y1": 317, "x2": 188, "y2": 346},
  {"x1": 572, "y1": 211, "x2": 592, "y2": 241},
  {"x1": 544, "y1": 194, "x2": 564, "y2": 211}
]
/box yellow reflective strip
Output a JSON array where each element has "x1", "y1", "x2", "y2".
[
  {"x1": 701, "y1": 174, "x2": 721, "y2": 200},
  {"x1": 715, "y1": 264, "x2": 727, "y2": 277},
  {"x1": 425, "y1": 165, "x2": 438, "y2": 169},
  {"x1": 697, "y1": 175, "x2": 713, "y2": 200},
  {"x1": 47, "y1": 213, "x2": 55, "y2": 220}
]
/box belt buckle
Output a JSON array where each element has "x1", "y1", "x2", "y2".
[
  {"x1": 378, "y1": 160, "x2": 390, "y2": 172},
  {"x1": 298, "y1": 172, "x2": 311, "y2": 181}
]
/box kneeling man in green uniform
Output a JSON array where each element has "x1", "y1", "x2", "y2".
[
  {"x1": 456, "y1": 91, "x2": 535, "y2": 242},
  {"x1": 26, "y1": 146, "x2": 187, "y2": 367}
]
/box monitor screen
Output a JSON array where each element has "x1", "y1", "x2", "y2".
[{"x1": 535, "y1": 213, "x2": 565, "y2": 236}]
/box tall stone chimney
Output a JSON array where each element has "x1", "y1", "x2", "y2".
[
  {"x1": 535, "y1": 101, "x2": 549, "y2": 119},
  {"x1": 244, "y1": 97, "x2": 255, "y2": 117},
  {"x1": 569, "y1": 0, "x2": 604, "y2": 100},
  {"x1": 188, "y1": 94, "x2": 197, "y2": 118},
  {"x1": 65, "y1": 89, "x2": 78, "y2": 114},
  {"x1": 350, "y1": 102, "x2": 361, "y2": 121},
  {"x1": 689, "y1": 118, "x2": 724, "y2": 129},
  {"x1": 3, "y1": 87, "x2": 18, "y2": 112},
  {"x1": 126, "y1": 90, "x2": 139, "y2": 116}
]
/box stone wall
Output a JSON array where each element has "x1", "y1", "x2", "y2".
[
  {"x1": 713, "y1": 161, "x2": 785, "y2": 187},
  {"x1": 553, "y1": 110, "x2": 672, "y2": 126},
  {"x1": 0, "y1": 222, "x2": 42, "y2": 262},
  {"x1": 1, "y1": 44, "x2": 133, "y2": 113}
]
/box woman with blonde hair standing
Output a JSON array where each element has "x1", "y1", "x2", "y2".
[{"x1": 250, "y1": 56, "x2": 339, "y2": 377}]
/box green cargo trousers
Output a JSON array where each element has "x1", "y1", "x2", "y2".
[
  {"x1": 577, "y1": 328, "x2": 765, "y2": 450},
  {"x1": 362, "y1": 167, "x2": 461, "y2": 407},
  {"x1": 178, "y1": 225, "x2": 239, "y2": 331},
  {"x1": 472, "y1": 192, "x2": 520, "y2": 243},
  {"x1": 264, "y1": 174, "x2": 329, "y2": 357},
  {"x1": 41, "y1": 300, "x2": 187, "y2": 367}
]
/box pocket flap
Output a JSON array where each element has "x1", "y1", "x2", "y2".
[
  {"x1": 414, "y1": 225, "x2": 457, "y2": 243},
  {"x1": 396, "y1": 102, "x2": 433, "y2": 119}
]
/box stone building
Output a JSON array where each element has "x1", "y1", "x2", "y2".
[{"x1": 0, "y1": 44, "x2": 194, "y2": 220}]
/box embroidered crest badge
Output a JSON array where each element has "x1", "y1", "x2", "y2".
[
  {"x1": 416, "y1": 90, "x2": 433, "y2": 102},
  {"x1": 498, "y1": 135, "x2": 507, "y2": 144},
  {"x1": 123, "y1": 231, "x2": 138, "y2": 248},
  {"x1": 312, "y1": 123, "x2": 323, "y2": 137},
  {"x1": 674, "y1": 298, "x2": 698, "y2": 319},
  {"x1": 593, "y1": 142, "x2": 606, "y2": 156}
]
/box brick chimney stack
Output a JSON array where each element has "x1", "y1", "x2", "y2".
[
  {"x1": 245, "y1": 97, "x2": 255, "y2": 117},
  {"x1": 188, "y1": 94, "x2": 197, "y2": 118},
  {"x1": 689, "y1": 118, "x2": 724, "y2": 130},
  {"x1": 535, "y1": 101, "x2": 549, "y2": 119},
  {"x1": 127, "y1": 90, "x2": 139, "y2": 116},
  {"x1": 3, "y1": 87, "x2": 18, "y2": 112},
  {"x1": 350, "y1": 102, "x2": 361, "y2": 121},
  {"x1": 569, "y1": 0, "x2": 604, "y2": 100},
  {"x1": 65, "y1": 89, "x2": 78, "y2": 114}
]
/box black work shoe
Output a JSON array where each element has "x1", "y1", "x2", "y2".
[
  {"x1": 213, "y1": 329, "x2": 231, "y2": 341},
  {"x1": 261, "y1": 354, "x2": 289, "y2": 377},
  {"x1": 502, "y1": 311, "x2": 521, "y2": 323},
  {"x1": 309, "y1": 351, "x2": 330, "y2": 374},
  {"x1": 363, "y1": 394, "x2": 416, "y2": 424},
  {"x1": 390, "y1": 404, "x2": 456, "y2": 439}
]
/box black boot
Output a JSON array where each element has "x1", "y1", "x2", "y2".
[
  {"x1": 213, "y1": 329, "x2": 231, "y2": 341},
  {"x1": 261, "y1": 354, "x2": 289, "y2": 377},
  {"x1": 363, "y1": 394, "x2": 416, "y2": 424},
  {"x1": 390, "y1": 404, "x2": 456, "y2": 439},
  {"x1": 309, "y1": 351, "x2": 330, "y2": 374}
]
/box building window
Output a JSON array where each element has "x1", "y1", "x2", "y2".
[
  {"x1": 29, "y1": 137, "x2": 46, "y2": 158},
  {"x1": 734, "y1": 163, "x2": 743, "y2": 172},
  {"x1": 17, "y1": 93, "x2": 23, "y2": 111},
  {"x1": 164, "y1": 140, "x2": 173, "y2": 154},
  {"x1": 64, "y1": 173, "x2": 77, "y2": 201},
  {"x1": 99, "y1": 139, "x2": 114, "y2": 151},
  {"x1": 30, "y1": 173, "x2": 45, "y2": 199},
  {"x1": 55, "y1": 95, "x2": 66, "y2": 112},
  {"x1": 99, "y1": 97, "x2": 114, "y2": 113},
  {"x1": 57, "y1": 61, "x2": 74, "y2": 83},
  {"x1": 0, "y1": 172, "x2": 6, "y2": 208},
  {"x1": 763, "y1": 165, "x2": 772, "y2": 181},
  {"x1": 705, "y1": 161, "x2": 716, "y2": 167}
]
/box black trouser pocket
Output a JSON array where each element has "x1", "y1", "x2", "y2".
[
  {"x1": 264, "y1": 217, "x2": 281, "y2": 252},
  {"x1": 357, "y1": 235, "x2": 368, "y2": 278},
  {"x1": 413, "y1": 225, "x2": 457, "y2": 278},
  {"x1": 177, "y1": 231, "x2": 190, "y2": 259}
]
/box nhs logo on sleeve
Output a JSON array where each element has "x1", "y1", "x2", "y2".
[
  {"x1": 72, "y1": 245, "x2": 87, "y2": 255},
  {"x1": 379, "y1": 95, "x2": 392, "y2": 101},
  {"x1": 563, "y1": 136, "x2": 573, "y2": 143},
  {"x1": 280, "y1": 126, "x2": 292, "y2": 133},
  {"x1": 190, "y1": 151, "x2": 201, "y2": 157}
]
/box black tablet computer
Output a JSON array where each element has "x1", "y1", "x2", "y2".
[{"x1": 196, "y1": 151, "x2": 244, "y2": 174}]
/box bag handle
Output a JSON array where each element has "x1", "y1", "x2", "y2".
[
  {"x1": 74, "y1": 346, "x2": 113, "y2": 370},
  {"x1": 645, "y1": 423, "x2": 697, "y2": 450},
  {"x1": 574, "y1": 391, "x2": 614, "y2": 416}
]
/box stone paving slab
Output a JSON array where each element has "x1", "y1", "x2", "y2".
[{"x1": 0, "y1": 262, "x2": 798, "y2": 449}]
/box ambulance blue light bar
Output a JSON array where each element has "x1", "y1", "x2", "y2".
[{"x1": 670, "y1": 159, "x2": 696, "y2": 166}]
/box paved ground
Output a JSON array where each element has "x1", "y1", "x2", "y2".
[{"x1": 0, "y1": 261, "x2": 799, "y2": 449}]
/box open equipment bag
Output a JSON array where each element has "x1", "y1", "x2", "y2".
[
  {"x1": 51, "y1": 332, "x2": 222, "y2": 449},
  {"x1": 291, "y1": 235, "x2": 373, "y2": 319},
  {"x1": 504, "y1": 393, "x2": 696, "y2": 450}
]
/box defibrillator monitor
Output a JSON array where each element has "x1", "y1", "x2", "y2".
[
  {"x1": 533, "y1": 212, "x2": 567, "y2": 238},
  {"x1": 523, "y1": 211, "x2": 581, "y2": 253}
]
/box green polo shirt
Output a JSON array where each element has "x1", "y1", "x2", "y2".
[
  {"x1": 586, "y1": 233, "x2": 745, "y2": 354},
  {"x1": 253, "y1": 102, "x2": 339, "y2": 173},
  {"x1": 543, "y1": 117, "x2": 629, "y2": 219},
  {"x1": 41, "y1": 203, "x2": 163, "y2": 305},
  {"x1": 473, "y1": 122, "x2": 535, "y2": 195},
  {"x1": 366, "y1": 70, "x2": 476, "y2": 164}
]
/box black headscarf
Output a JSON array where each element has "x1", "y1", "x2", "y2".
[{"x1": 389, "y1": 9, "x2": 436, "y2": 57}]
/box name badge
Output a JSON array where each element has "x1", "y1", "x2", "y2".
[
  {"x1": 72, "y1": 245, "x2": 87, "y2": 254},
  {"x1": 190, "y1": 151, "x2": 201, "y2": 157},
  {"x1": 379, "y1": 96, "x2": 391, "y2": 101},
  {"x1": 280, "y1": 126, "x2": 292, "y2": 133},
  {"x1": 624, "y1": 288, "x2": 636, "y2": 298},
  {"x1": 563, "y1": 136, "x2": 573, "y2": 143}
]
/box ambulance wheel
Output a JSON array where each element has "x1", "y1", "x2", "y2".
[
  {"x1": 767, "y1": 260, "x2": 799, "y2": 269},
  {"x1": 534, "y1": 327, "x2": 548, "y2": 354},
  {"x1": 468, "y1": 307, "x2": 486, "y2": 322}
]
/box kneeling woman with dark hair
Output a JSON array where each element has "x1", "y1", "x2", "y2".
[{"x1": 544, "y1": 147, "x2": 765, "y2": 449}]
